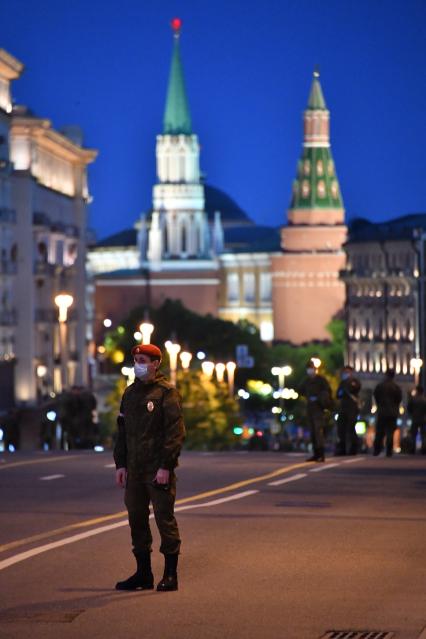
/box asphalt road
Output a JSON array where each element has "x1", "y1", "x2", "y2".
[{"x1": 0, "y1": 450, "x2": 425, "y2": 639}]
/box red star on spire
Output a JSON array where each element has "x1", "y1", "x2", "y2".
[{"x1": 171, "y1": 17, "x2": 182, "y2": 34}]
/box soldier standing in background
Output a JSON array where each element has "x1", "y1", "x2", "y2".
[
  {"x1": 373, "y1": 368, "x2": 402, "y2": 457},
  {"x1": 114, "y1": 343, "x2": 185, "y2": 592},
  {"x1": 407, "y1": 385, "x2": 426, "y2": 455},
  {"x1": 299, "y1": 360, "x2": 332, "y2": 462},
  {"x1": 335, "y1": 365, "x2": 361, "y2": 456}
]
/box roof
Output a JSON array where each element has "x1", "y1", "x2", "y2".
[
  {"x1": 307, "y1": 72, "x2": 327, "y2": 110},
  {"x1": 96, "y1": 228, "x2": 137, "y2": 248},
  {"x1": 348, "y1": 214, "x2": 426, "y2": 243},
  {"x1": 204, "y1": 184, "x2": 252, "y2": 225},
  {"x1": 289, "y1": 146, "x2": 343, "y2": 210},
  {"x1": 163, "y1": 33, "x2": 192, "y2": 135},
  {"x1": 223, "y1": 225, "x2": 281, "y2": 253}
]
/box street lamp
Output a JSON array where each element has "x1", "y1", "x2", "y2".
[
  {"x1": 410, "y1": 357, "x2": 423, "y2": 385},
  {"x1": 180, "y1": 351, "x2": 192, "y2": 371},
  {"x1": 310, "y1": 357, "x2": 321, "y2": 370},
  {"x1": 139, "y1": 322, "x2": 154, "y2": 345},
  {"x1": 54, "y1": 293, "x2": 74, "y2": 392},
  {"x1": 215, "y1": 362, "x2": 226, "y2": 383},
  {"x1": 226, "y1": 361, "x2": 236, "y2": 396},
  {"x1": 165, "y1": 341, "x2": 181, "y2": 386},
  {"x1": 271, "y1": 365, "x2": 292, "y2": 413},
  {"x1": 201, "y1": 361, "x2": 215, "y2": 380}
]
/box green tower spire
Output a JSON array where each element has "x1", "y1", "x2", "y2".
[
  {"x1": 163, "y1": 19, "x2": 192, "y2": 136},
  {"x1": 289, "y1": 71, "x2": 344, "y2": 210},
  {"x1": 307, "y1": 69, "x2": 327, "y2": 110}
]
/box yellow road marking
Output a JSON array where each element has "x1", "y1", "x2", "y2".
[
  {"x1": 0, "y1": 455, "x2": 85, "y2": 470},
  {"x1": 0, "y1": 460, "x2": 312, "y2": 554}
]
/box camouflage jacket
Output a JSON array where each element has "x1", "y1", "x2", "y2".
[{"x1": 113, "y1": 372, "x2": 185, "y2": 475}]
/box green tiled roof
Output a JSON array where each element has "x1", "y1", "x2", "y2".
[
  {"x1": 308, "y1": 73, "x2": 327, "y2": 110},
  {"x1": 289, "y1": 146, "x2": 343, "y2": 210},
  {"x1": 163, "y1": 35, "x2": 192, "y2": 135}
]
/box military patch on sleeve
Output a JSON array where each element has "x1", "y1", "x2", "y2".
[{"x1": 147, "y1": 401, "x2": 154, "y2": 412}]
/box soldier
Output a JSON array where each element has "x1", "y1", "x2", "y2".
[
  {"x1": 373, "y1": 368, "x2": 402, "y2": 457},
  {"x1": 335, "y1": 365, "x2": 361, "y2": 456},
  {"x1": 407, "y1": 385, "x2": 426, "y2": 455},
  {"x1": 114, "y1": 343, "x2": 185, "y2": 592},
  {"x1": 299, "y1": 360, "x2": 332, "y2": 462}
]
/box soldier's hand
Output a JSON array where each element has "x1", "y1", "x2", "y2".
[
  {"x1": 116, "y1": 467, "x2": 127, "y2": 488},
  {"x1": 155, "y1": 468, "x2": 170, "y2": 484}
]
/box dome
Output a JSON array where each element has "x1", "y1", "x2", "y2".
[{"x1": 204, "y1": 184, "x2": 253, "y2": 227}]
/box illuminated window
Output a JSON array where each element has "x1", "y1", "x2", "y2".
[
  {"x1": 317, "y1": 180, "x2": 326, "y2": 198},
  {"x1": 243, "y1": 273, "x2": 255, "y2": 303},
  {"x1": 316, "y1": 160, "x2": 324, "y2": 176},
  {"x1": 227, "y1": 273, "x2": 239, "y2": 303},
  {"x1": 303, "y1": 160, "x2": 310, "y2": 176},
  {"x1": 259, "y1": 273, "x2": 272, "y2": 302}
]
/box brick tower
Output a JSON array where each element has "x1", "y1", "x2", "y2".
[{"x1": 271, "y1": 71, "x2": 347, "y2": 343}]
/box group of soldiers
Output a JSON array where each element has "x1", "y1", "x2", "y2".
[{"x1": 299, "y1": 361, "x2": 426, "y2": 462}]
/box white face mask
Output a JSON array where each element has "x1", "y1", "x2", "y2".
[
  {"x1": 341, "y1": 372, "x2": 349, "y2": 381},
  {"x1": 307, "y1": 368, "x2": 315, "y2": 377},
  {"x1": 134, "y1": 363, "x2": 149, "y2": 379}
]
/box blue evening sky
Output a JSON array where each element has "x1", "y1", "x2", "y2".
[{"x1": 2, "y1": 0, "x2": 426, "y2": 239}]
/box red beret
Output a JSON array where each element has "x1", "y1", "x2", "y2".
[{"x1": 131, "y1": 343, "x2": 162, "y2": 360}]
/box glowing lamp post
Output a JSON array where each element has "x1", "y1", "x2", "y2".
[
  {"x1": 54, "y1": 293, "x2": 74, "y2": 392},
  {"x1": 310, "y1": 357, "x2": 321, "y2": 370},
  {"x1": 180, "y1": 351, "x2": 192, "y2": 371},
  {"x1": 201, "y1": 361, "x2": 215, "y2": 380},
  {"x1": 165, "y1": 341, "x2": 181, "y2": 386},
  {"x1": 139, "y1": 322, "x2": 154, "y2": 345},
  {"x1": 410, "y1": 357, "x2": 423, "y2": 386},
  {"x1": 215, "y1": 363, "x2": 226, "y2": 383},
  {"x1": 271, "y1": 365, "x2": 292, "y2": 413},
  {"x1": 226, "y1": 361, "x2": 237, "y2": 396}
]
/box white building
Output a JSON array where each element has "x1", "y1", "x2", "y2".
[{"x1": 0, "y1": 48, "x2": 97, "y2": 410}]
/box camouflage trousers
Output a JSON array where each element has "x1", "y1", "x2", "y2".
[{"x1": 124, "y1": 473, "x2": 181, "y2": 556}]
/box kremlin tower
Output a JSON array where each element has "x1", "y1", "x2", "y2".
[
  {"x1": 271, "y1": 72, "x2": 347, "y2": 343},
  {"x1": 145, "y1": 18, "x2": 213, "y2": 265}
]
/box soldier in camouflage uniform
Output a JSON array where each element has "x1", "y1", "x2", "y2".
[
  {"x1": 299, "y1": 360, "x2": 332, "y2": 462},
  {"x1": 114, "y1": 343, "x2": 185, "y2": 592}
]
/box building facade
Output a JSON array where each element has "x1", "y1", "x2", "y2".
[
  {"x1": 0, "y1": 48, "x2": 96, "y2": 410},
  {"x1": 341, "y1": 215, "x2": 426, "y2": 397}
]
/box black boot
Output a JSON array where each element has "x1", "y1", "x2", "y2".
[
  {"x1": 156, "y1": 553, "x2": 179, "y2": 592},
  {"x1": 115, "y1": 550, "x2": 154, "y2": 591}
]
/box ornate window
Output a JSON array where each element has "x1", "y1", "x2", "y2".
[
  {"x1": 301, "y1": 180, "x2": 310, "y2": 198},
  {"x1": 331, "y1": 180, "x2": 339, "y2": 199},
  {"x1": 317, "y1": 180, "x2": 326, "y2": 198},
  {"x1": 316, "y1": 160, "x2": 324, "y2": 176},
  {"x1": 303, "y1": 160, "x2": 310, "y2": 176}
]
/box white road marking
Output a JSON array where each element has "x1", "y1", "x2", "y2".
[
  {"x1": 0, "y1": 490, "x2": 258, "y2": 571},
  {"x1": 309, "y1": 463, "x2": 340, "y2": 473},
  {"x1": 175, "y1": 490, "x2": 258, "y2": 510},
  {"x1": 39, "y1": 474, "x2": 65, "y2": 481},
  {"x1": 342, "y1": 457, "x2": 365, "y2": 464},
  {"x1": 104, "y1": 463, "x2": 116, "y2": 468},
  {"x1": 268, "y1": 473, "x2": 307, "y2": 486}
]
